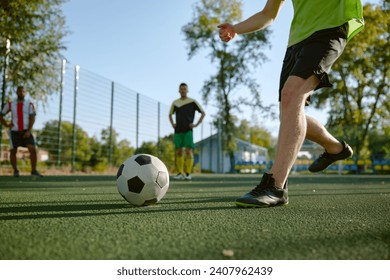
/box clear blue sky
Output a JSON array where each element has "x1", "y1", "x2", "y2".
[{"x1": 61, "y1": 0, "x2": 378, "y2": 137}]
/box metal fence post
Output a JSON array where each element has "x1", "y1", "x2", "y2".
[
  {"x1": 157, "y1": 102, "x2": 161, "y2": 157},
  {"x1": 57, "y1": 59, "x2": 66, "y2": 166},
  {"x1": 209, "y1": 122, "x2": 212, "y2": 172},
  {"x1": 71, "y1": 65, "x2": 80, "y2": 172},
  {"x1": 200, "y1": 122, "x2": 203, "y2": 173},
  {"x1": 217, "y1": 118, "x2": 222, "y2": 173},
  {"x1": 109, "y1": 81, "x2": 114, "y2": 166},
  {"x1": 0, "y1": 39, "x2": 11, "y2": 158},
  {"x1": 136, "y1": 93, "x2": 139, "y2": 150}
]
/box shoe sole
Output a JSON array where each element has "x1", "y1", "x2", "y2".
[{"x1": 235, "y1": 201, "x2": 288, "y2": 208}]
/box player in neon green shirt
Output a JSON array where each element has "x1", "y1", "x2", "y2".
[
  {"x1": 288, "y1": 0, "x2": 364, "y2": 46},
  {"x1": 218, "y1": 0, "x2": 364, "y2": 207}
]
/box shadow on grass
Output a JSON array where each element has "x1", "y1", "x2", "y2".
[
  {"x1": 0, "y1": 175, "x2": 116, "y2": 182},
  {"x1": 0, "y1": 194, "x2": 246, "y2": 221}
]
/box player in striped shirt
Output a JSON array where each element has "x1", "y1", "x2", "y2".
[{"x1": 0, "y1": 86, "x2": 43, "y2": 177}]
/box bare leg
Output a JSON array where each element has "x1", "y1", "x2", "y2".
[
  {"x1": 270, "y1": 75, "x2": 319, "y2": 188},
  {"x1": 27, "y1": 144, "x2": 37, "y2": 172},
  {"x1": 10, "y1": 149, "x2": 18, "y2": 171},
  {"x1": 306, "y1": 115, "x2": 343, "y2": 154}
]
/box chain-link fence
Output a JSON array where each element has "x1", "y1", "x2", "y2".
[{"x1": 1, "y1": 60, "x2": 214, "y2": 173}]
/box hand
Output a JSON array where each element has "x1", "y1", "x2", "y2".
[
  {"x1": 189, "y1": 123, "x2": 195, "y2": 129},
  {"x1": 23, "y1": 130, "x2": 30, "y2": 138},
  {"x1": 218, "y1": 23, "x2": 236, "y2": 42}
]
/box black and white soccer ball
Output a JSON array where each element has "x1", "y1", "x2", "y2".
[{"x1": 116, "y1": 154, "x2": 170, "y2": 206}]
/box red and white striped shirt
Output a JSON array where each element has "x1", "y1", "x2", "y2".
[{"x1": 1, "y1": 99, "x2": 36, "y2": 131}]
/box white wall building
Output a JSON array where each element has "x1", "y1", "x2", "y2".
[{"x1": 195, "y1": 134, "x2": 268, "y2": 173}]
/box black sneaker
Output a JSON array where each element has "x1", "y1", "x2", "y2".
[
  {"x1": 14, "y1": 170, "x2": 20, "y2": 177},
  {"x1": 235, "y1": 173, "x2": 288, "y2": 208},
  {"x1": 309, "y1": 141, "x2": 353, "y2": 172},
  {"x1": 31, "y1": 170, "x2": 43, "y2": 177}
]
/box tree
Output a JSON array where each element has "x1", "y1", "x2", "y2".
[
  {"x1": 135, "y1": 141, "x2": 158, "y2": 156},
  {"x1": 234, "y1": 119, "x2": 273, "y2": 148},
  {"x1": 368, "y1": 125, "x2": 390, "y2": 161},
  {"x1": 132, "y1": 136, "x2": 176, "y2": 172},
  {"x1": 114, "y1": 139, "x2": 135, "y2": 166},
  {"x1": 100, "y1": 127, "x2": 135, "y2": 167},
  {"x1": 37, "y1": 120, "x2": 92, "y2": 170},
  {"x1": 157, "y1": 134, "x2": 175, "y2": 172},
  {"x1": 88, "y1": 136, "x2": 107, "y2": 172},
  {"x1": 182, "y1": 0, "x2": 272, "y2": 172},
  {"x1": 313, "y1": 2, "x2": 389, "y2": 166},
  {"x1": 0, "y1": 0, "x2": 68, "y2": 102}
]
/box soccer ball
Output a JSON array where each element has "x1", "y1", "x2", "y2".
[{"x1": 116, "y1": 154, "x2": 170, "y2": 206}]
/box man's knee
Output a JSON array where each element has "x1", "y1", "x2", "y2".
[
  {"x1": 185, "y1": 148, "x2": 193, "y2": 157},
  {"x1": 280, "y1": 75, "x2": 318, "y2": 110},
  {"x1": 281, "y1": 87, "x2": 312, "y2": 113},
  {"x1": 27, "y1": 144, "x2": 36, "y2": 151},
  {"x1": 176, "y1": 148, "x2": 184, "y2": 156}
]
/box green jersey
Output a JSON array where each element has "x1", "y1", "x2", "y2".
[{"x1": 288, "y1": 0, "x2": 364, "y2": 47}]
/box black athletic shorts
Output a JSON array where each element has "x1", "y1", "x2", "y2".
[
  {"x1": 9, "y1": 130, "x2": 36, "y2": 149},
  {"x1": 279, "y1": 23, "x2": 348, "y2": 104}
]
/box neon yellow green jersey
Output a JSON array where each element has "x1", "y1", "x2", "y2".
[{"x1": 288, "y1": 0, "x2": 364, "y2": 47}]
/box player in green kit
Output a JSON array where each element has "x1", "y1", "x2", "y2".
[
  {"x1": 218, "y1": 0, "x2": 364, "y2": 207},
  {"x1": 169, "y1": 83, "x2": 206, "y2": 180}
]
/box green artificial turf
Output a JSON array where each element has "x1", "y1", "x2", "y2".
[{"x1": 0, "y1": 174, "x2": 389, "y2": 260}]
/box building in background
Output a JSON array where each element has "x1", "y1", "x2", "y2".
[{"x1": 195, "y1": 134, "x2": 268, "y2": 173}]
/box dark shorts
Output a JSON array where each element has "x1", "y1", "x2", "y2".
[
  {"x1": 9, "y1": 130, "x2": 36, "y2": 150},
  {"x1": 279, "y1": 23, "x2": 348, "y2": 104}
]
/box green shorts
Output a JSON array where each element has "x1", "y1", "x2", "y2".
[{"x1": 174, "y1": 131, "x2": 194, "y2": 149}]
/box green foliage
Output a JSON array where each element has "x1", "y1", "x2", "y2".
[
  {"x1": 99, "y1": 127, "x2": 135, "y2": 167},
  {"x1": 368, "y1": 126, "x2": 390, "y2": 160},
  {"x1": 157, "y1": 134, "x2": 176, "y2": 172},
  {"x1": 0, "y1": 0, "x2": 68, "y2": 102},
  {"x1": 182, "y1": 0, "x2": 272, "y2": 172},
  {"x1": 234, "y1": 119, "x2": 273, "y2": 148},
  {"x1": 36, "y1": 119, "x2": 176, "y2": 172},
  {"x1": 134, "y1": 138, "x2": 176, "y2": 172},
  {"x1": 135, "y1": 141, "x2": 158, "y2": 155},
  {"x1": 37, "y1": 120, "x2": 91, "y2": 168},
  {"x1": 114, "y1": 139, "x2": 135, "y2": 166},
  {"x1": 36, "y1": 120, "x2": 137, "y2": 172},
  {"x1": 313, "y1": 3, "x2": 390, "y2": 162}
]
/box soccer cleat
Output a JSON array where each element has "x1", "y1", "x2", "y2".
[
  {"x1": 31, "y1": 170, "x2": 44, "y2": 177},
  {"x1": 13, "y1": 170, "x2": 20, "y2": 177},
  {"x1": 235, "y1": 173, "x2": 288, "y2": 208},
  {"x1": 173, "y1": 173, "x2": 185, "y2": 180},
  {"x1": 184, "y1": 173, "x2": 192, "y2": 180},
  {"x1": 309, "y1": 141, "x2": 353, "y2": 172}
]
